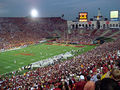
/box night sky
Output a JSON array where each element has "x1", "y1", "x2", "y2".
[{"x1": 0, "y1": 0, "x2": 119, "y2": 20}]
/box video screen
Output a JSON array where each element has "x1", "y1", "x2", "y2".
[
  {"x1": 79, "y1": 12, "x2": 88, "y2": 22},
  {"x1": 110, "y1": 11, "x2": 119, "y2": 21}
]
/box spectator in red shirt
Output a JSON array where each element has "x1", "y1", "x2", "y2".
[{"x1": 75, "y1": 75, "x2": 86, "y2": 90}]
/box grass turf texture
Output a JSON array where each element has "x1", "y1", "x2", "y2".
[{"x1": 0, "y1": 43, "x2": 96, "y2": 75}]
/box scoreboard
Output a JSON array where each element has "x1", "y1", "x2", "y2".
[
  {"x1": 110, "y1": 11, "x2": 119, "y2": 21},
  {"x1": 79, "y1": 12, "x2": 88, "y2": 22}
]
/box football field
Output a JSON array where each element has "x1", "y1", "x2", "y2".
[{"x1": 0, "y1": 43, "x2": 96, "y2": 75}]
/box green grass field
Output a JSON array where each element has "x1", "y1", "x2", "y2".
[{"x1": 0, "y1": 43, "x2": 96, "y2": 75}]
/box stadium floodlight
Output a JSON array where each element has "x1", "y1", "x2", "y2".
[{"x1": 30, "y1": 9, "x2": 39, "y2": 18}]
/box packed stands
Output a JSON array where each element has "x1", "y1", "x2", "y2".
[
  {"x1": 0, "y1": 18, "x2": 120, "y2": 89},
  {"x1": 0, "y1": 17, "x2": 68, "y2": 49},
  {"x1": 0, "y1": 17, "x2": 120, "y2": 50},
  {"x1": 0, "y1": 38, "x2": 120, "y2": 89}
]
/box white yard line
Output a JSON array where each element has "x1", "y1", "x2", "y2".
[{"x1": 4, "y1": 66, "x2": 11, "y2": 69}]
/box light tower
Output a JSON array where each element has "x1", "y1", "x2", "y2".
[{"x1": 30, "y1": 9, "x2": 39, "y2": 18}]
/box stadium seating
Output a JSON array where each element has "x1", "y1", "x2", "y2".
[
  {"x1": 0, "y1": 18, "x2": 120, "y2": 89},
  {"x1": 0, "y1": 17, "x2": 68, "y2": 49},
  {"x1": 0, "y1": 38, "x2": 120, "y2": 89}
]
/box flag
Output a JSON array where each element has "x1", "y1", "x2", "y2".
[{"x1": 61, "y1": 14, "x2": 64, "y2": 18}]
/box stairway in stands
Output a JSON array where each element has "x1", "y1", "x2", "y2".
[
  {"x1": 100, "y1": 30, "x2": 110, "y2": 37},
  {"x1": 110, "y1": 31, "x2": 120, "y2": 40}
]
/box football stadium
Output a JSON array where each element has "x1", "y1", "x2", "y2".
[{"x1": 0, "y1": 1, "x2": 120, "y2": 90}]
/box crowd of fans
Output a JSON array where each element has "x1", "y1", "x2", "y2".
[
  {"x1": 0, "y1": 38, "x2": 120, "y2": 90},
  {"x1": 0, "y1": 17, "x2": 120, "y2": 90},
  {"x1": 0, "y1": 17, "x2": 120, "y2": 50},
  {"x1": 56, "y1": 29, "x2": 120, "y2": 45},
  {"x1": 0, "y1": 17, "x2": 67, "y2": 50}
]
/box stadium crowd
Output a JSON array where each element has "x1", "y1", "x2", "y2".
[
  {"x1": 57, "y1": 29, "x2": 120, "y2": 45},
  {"x1": 0, "y1": 17, "x2": 67, "y2": 50},
  {"x1": 0, "y1": 17, "x2": 120, "y2": 90},
  {"x1": 0, "y1": 17, "x2": 120, "y2": 50},
  {"x1": 0, "y1": 39, "x2": 120, "y2": 90}
]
